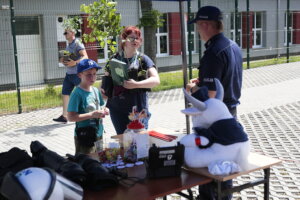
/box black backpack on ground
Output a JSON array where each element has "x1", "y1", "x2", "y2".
[
  {"x1": 0, "y1": 147, "x2": 33, "y2": 186},
  {"x1": 0, "y1": 147, "x2": 33, "y2": 200}
]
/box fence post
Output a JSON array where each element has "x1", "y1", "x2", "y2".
[
  {"x1": 198, "y1": 0, "x2": 202, "y2": 63},
  {"x1": 235, "y1": 0, "x2": 239, "y2": 44},
  {"x1": 179, "y1": 0, "x2": 190, "y2": 134},
  {"x1": 187, "y1": 0, "x2": 192, "y2": 80},
  {"x1": 287, "y1": 0, "x2": 290, "y2": 63},
  {"x1": 246, "y1": 0, "x2": 250, "y2": 69},
  {"x1": 10, "y1": 0, "x2": 22, "y2": 114}
]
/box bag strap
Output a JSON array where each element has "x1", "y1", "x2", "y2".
[{"x1": 92, "y1": 87, "x2": 100, "y2": 126}]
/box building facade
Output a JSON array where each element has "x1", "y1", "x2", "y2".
[{"x1": 0, "y1": 0, "x2": 300, "y2": 89}]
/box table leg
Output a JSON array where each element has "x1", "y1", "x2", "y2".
[
  {"x1": 264, "y1": 168, "x2": 270, "y2": 200},
  {"x1": 217, "y1": 181, "x2": 222, "y2": 200},
  {"x1": 187, "y1": 188, "x2": 193, "y2": 199},
  {"x1": 176, "y1": 189, "x2": 194, "y2": 200}
]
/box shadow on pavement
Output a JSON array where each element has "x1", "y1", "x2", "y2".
[{"x1": 13, "y1": 123, "x2": 73, "y2": 135}]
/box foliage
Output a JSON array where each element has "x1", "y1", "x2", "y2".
[
  {"x1": 80, "y1": 0, "x2": 122, "y2": 53},
  {"x1": 138, "y1": 9, "x2": 164, "y2": 28},
  {"x1": 59, "y1": 50, "x2": 71, "y2": 56},
  {"x1": 45, "y1": 84, "x2": 57, "y2": 97},
  {"x1": 62, "y1": 16, "x2": 82, "y2": 33}
]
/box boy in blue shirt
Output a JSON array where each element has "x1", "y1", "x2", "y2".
[{"x1": 67, "y1": 59, "x2": 109, "y2": 155}]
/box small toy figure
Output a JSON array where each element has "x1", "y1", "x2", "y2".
[
  {"x1": 123, "y1": 106, "x2": 149, "y2": 163},
  {"x1": 126, "y1": 106, "x2": 147, "y2": 130}
]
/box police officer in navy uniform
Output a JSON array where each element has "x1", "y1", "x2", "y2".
[
  {"x1": 187, "y1": 6, "x2": 243, "y2": 118},
  {"x1": 186, "y1": 6, "x2": 243, "y2": 200}
]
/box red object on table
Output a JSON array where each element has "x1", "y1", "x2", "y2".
[
  {"x1": 148, "y1": 130, "x2": 178, "y2": 142},
  {"x1": 127, "y1": 120, "x2": 145, "y2": 129}
]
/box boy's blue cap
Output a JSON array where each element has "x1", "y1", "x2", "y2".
[
  {"x1": 189, "y1": 6, "x2": 223, "y2": 24},
  {"x1": 77, "y1": 59, "x2": 101, "y2": 73}
]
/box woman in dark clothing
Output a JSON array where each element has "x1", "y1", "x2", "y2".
[{"x1": 101, "y1": 26, "x2": 160, "y2": 134}]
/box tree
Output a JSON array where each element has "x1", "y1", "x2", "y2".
[
  {"x1": 139, "y1": 0, "x2": 164, "y2": 64},
  {"x1": 61, "y1": 16, "x2": 82, "y2": 33},
  {"x1": 80, "y1": 0, "x2": 122, "y2": 53}
]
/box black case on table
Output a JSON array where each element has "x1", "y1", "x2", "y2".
[{"x1": 146, "y1": 142, "x2": 185, "y2": 179}]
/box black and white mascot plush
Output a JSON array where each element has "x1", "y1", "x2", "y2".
[{"x1": 180, "y1": 79, "x2": 250, "y2": 173}]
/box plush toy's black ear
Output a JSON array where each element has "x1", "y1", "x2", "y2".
[{"x1": 191, "y1": 86, "x2": 209, "y2": 102}]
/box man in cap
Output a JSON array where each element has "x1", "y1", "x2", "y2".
[
  {"x1": 187, "y1": 5, "x2": 243, "y2": 118},
  {"x1": 186, "y1": 5, "x2": 243, "y2": 200},
  {"x1": 53, "y1": 28, "x2": 88, "y2": 123}
]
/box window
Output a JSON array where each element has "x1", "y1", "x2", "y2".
[
  {"x1": 15, "y1": 16, "x2": 39, "y2": 35},
  {"x1": 186, "y1": 13, "x2": 196, "y2": 53},
  {"x1": 230, "y1": 12, "x2": 242, "y2": 47},
  {"x1": 252, "y1": 12, "x2": 263, "y2": 48},
  {"x1": 97, "y1": 37, "x2": 117, "y2": 63},
  {"x1": 156, "y1": 13, "x2": 169, "y2": 56},
  {"x1": 284, "y1": 12, "x2": 293, "y2": 46}
]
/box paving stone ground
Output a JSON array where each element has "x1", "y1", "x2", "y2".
[{"x1": 1, "y1": 62, "x2": 300, "y2": 199}]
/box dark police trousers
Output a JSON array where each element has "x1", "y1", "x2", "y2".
[{"x1": 198, "y1": 106, "x2": 237, "y2": 200}]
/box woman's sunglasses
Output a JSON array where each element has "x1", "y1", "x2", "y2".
[{"x1": 63, "y1": 32, "x2": 68, "y2": 35}]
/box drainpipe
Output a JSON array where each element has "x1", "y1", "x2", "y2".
[{"x1": 10, "y1": 0, "x2": 22, "y2": 113}]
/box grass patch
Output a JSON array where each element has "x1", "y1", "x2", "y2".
[
  {"x1": 152, "y1": 70, "x2": 198, "y2": 92},
  {"x1": 243, "y1": 55, "x2": 300, "y2": 69},
  {"x1": 0, "y1": 55, "x2": 299, "y2": 115}
]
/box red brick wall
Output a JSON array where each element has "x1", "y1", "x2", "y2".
[
  {"x1": 293, "y1": 12, "x2": 300, "y2": 44},
  {"x1": 81, "y1": 14, "x2": 98, "y2": 62},
  {"x1": 242, "y1": 12, "x2": 254, "y2": 49},
  {"x1": 168, "y1": 13, "x2": 181, "y2": 55}
]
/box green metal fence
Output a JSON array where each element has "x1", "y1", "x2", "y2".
[{"x1": 1, "y1": 0, "x2": 300, "y2": 115}]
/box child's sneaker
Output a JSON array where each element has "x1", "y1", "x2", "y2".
[{"x1": 53, "y1": 115, "x2": 67, "y2": 123}]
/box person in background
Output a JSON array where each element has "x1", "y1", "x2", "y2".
[
  {"x1": 186, "y1": 6, "x2": 243, "y2": 200},
  {"x1": 53, "y1": 28, "x2": 88, "y2": 123},
  {"x1": 67, "y1": 59, "x2": 109, "y2": 155},
  {"x1": 101, "y1": 26, "x2": 160, "y2": 135}
]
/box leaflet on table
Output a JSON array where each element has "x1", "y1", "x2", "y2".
[{"x1": 109, "y1": 58, "x2": 129, "y2": 86}]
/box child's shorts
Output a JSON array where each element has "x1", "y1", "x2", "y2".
[{"x1": 74, "y1": 136, "x2": 102, "y2": 155}]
